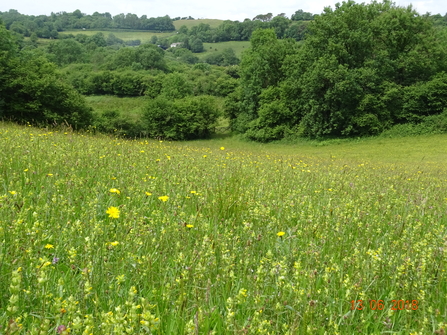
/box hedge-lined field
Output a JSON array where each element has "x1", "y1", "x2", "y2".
[{"x1": 1, "y1": 123, "x2": 446, "y2": 334}]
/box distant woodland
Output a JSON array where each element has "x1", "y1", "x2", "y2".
[{"x1": 1, "y1": 3, "x2": 447, "y2": 141}]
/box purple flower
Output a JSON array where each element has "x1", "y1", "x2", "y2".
[
  {"x1": 52, "y1": 257, "x2": 60, "y2": 265},
  {"x1": 57, "y1": 325, "x2": 67, "y2": 334}
]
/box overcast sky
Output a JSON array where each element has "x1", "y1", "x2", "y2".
[{"x1": 0, "y1": 0, "x2": 445, "y2": 21}]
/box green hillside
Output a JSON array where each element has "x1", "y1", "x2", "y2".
[
  {"x1": 200, "y1": 41, "x2": 251, "y2": 58},
  {"x1": 173, "y1": 18, "x2": 224, "y2": 30},
  {"x1": 61, "y1": 29, "x2": 175, "y2": 43}
]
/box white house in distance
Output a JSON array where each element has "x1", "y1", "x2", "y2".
[{"x1": 170, "y1": 42, "x2": 182, "y2": 48}]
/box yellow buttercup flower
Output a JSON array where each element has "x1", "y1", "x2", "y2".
[
  {"x1": 158, "y1": 196, "x2": 169, "y2": 202},
  {"x1": 106, "y1": 206, "x2": 120, "y2": 218},
  {"x1": 277, "y1": 231, "x2": 285, "y2": 237},
  {"x1": 45, "y1": 244, "x2": 54, "y2": 249},
  {"x1": 109, "y1": 188, "x2": 120, "y2": 195},
  {"x1": 220, "y1": 147, "x2": 225, "y2": 150},
  {"x1": 145, "y1": 192, "x2": 152, "y2": 196}
]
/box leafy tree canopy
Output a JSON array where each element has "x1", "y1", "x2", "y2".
[{"x1": 228, "y1": 0, "x2": 447, "y2": 141}]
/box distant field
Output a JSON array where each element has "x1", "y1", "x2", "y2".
[
  {"x1": 200, "y1": 41, "x2": 251, "y2": 58},
  {"x1": 173, "y1": 19, "x2": 224, "y2": 30},
  {"x1": 61, "y1": 29, "x2": 175, "y2": 43}
]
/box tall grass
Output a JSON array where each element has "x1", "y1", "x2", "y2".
[{"x1": 1, "y1": 122, "x2": 446, "y2": 334}]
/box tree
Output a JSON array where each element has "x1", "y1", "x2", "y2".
[
  {"x1": 284, "y1": 0, "x2": 447, "y2": 138},
  {"x1": 136, "y1": 44, "x2": 167, "y2": 71},
  {"x1": 1, "y1": 20, "x2": 91, "y2": 128},
  {"x1": 227, "y1": 29, "x2": 297, "y2": 135},
  {"x1": 190, "y1": 38, "x2": 204, "y2": 53},
  {"x1": 178, "y1": 25, "x2": 188, "y2": 34},
  {"x1": 47, "y1": 39, "x2": 87, "y2": 66},
  {"x1": 143, "y1": 95, "x2": 220, "y2": 140},
  {"x1": 270, "y1": 15, "x2": 290, "y2": 38},
  {"x1": 0, "y1": 20, "x2": 17, "y2": 115},
  {"x1": 291, "y1": 9, "x2": 314, "y2": 21}
]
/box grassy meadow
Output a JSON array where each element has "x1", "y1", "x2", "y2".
[
  {"x1": 60, "y1": 30, "x2": 175, "y2": 44},
  {"x1": 172, "y1": 19, "x2": 224, "y2": 30},
  {"x1": 200, "y1": 41, "x2": 251, "y2": 59},
  {"x1": 1, "y1": 122, "x2": 447, "y2": 334},
  {"x1": 85, "y1": 96, "x2": 148, "y2": 121}
]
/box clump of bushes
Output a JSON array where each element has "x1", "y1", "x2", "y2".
[{"x1": 143, "y1": 95, "x2": 220, "y2": 140}]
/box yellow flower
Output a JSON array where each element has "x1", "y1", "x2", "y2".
[
  {"x1": 145, "y1": 192, "x2": 152, "y2": 196},
  {"x1": 109, "y1": 188, "x2": 120, "y2": 195},
  {"x1": 45, "y1": 244, "x2": 54, "y2": 249},
  {"x1": 220, "y1": 147, "x2": 225, "y2": 150},
  {"x1": 158, "y1": 196, "x2": 169, "y2": 202},
  {"x1": 106, "y1": 206, "x2": 120, "y2": 218},
  {"x1": 186, "y1": 224, "x2": 194, "y2": 228},
  {"x1": 203, "y1": 155, "x2": 207, "y2": 158},
  {"x1": 277, "y1": 231, "x2": 285, "y2": 237},
  {"x1": 9, "y1": 191, "x2": 17, "y2": 195},
  {"x1": 110, "y1": 241, "x2": 119, "y2": 246}
]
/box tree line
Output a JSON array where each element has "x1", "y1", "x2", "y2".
[
  {"x1": 0, "y1": 9, "x2": 175, "y2": 39},
  {"x1": 2, "y1": 2, "x2": 447, "y2": 141},
  {"x1": 0, "y1": 17, "x2": 238, "y2": 139}
]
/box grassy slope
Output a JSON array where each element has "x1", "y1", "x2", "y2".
[
  {"x1": 199, "y1": 41, "x2": 251, "y2": 59},
  {"x1": 1, "y1": 122, "x2": 446, "y2": 333},
  {"x1": 173, "y1": 19, "x2": 224, "y2": 30},
  {"x1": 85, "y1": 95, "x2": 148, "y2": 121},
  {"x1": 60, "y1": 29, "x2": 175, "y2": 44}
]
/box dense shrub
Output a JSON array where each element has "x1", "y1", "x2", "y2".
[
  {"x1": 106, "y1": 44, "x2": 167, "y2": 71},
  {"x1": 143, "y1": 95, "x2": 220, "y2": 140},
  {"x1": 1, "y1": 47, "x2": 93, "y2": 128},
  {"x1": 160, "y1": 72, "x2": 193, "y2": 99},
  {"x1": 203, "y1": 48, "x2": 240, "y2": 66},
  {"x1": 93, "y1": 110, "x2": 144, "y2": 137}
]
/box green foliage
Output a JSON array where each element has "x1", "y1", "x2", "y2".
[
  {"x1": 380, "y1": 111, "x2": 447, "y2": 137},
  {"x1": 160, "y1": 72, "x2": 193, "y2": 99},
  {"x1": 193, "y1": 62, "x2": 211, "y2": 71},
  {"x1": 143, "y1": 95, "x2": 220, "y2": 140},
  {"x1": 230, "y1": 29, "x2": 297, "y2": 133},
  {"x1": 400, "y1": 72, "x2": 447, "y2": 122},
  {"x1": 190, "y1": 37, "x2": 204, "y2": 53},
  {"x1": 143, "y1": 75, "x2": 165, "y2": 98},
  {"x1": 0, "y1": 9, "x2": 175, "y2": 36},
  {"x1": 203, "y1": 48, "x2": 239, "y2": 66},
  {"x1": 1, "y1": 51, "x2": 93, "y2": 128},
  {"x1": 0, "y1": 21, "x2": 91, "y2": 128},
  {"x1": 231, "y1": 1, "x2": 447, "y2": 141},
  {"x1": 46, "y1": 39, "x2": 87, "y2": 66},
  {"x1": 291, "y1": 9, "x2": 314, "y2": 21},
  {"x1": 170, "y1": 47, "x2": 199, "y2": 64},
  {"x1": 290, "y1": 1, "x2": 447, "y2": 138},
  {"x1": 106, "y1": 44, "x2": 167, "y2": 71},
  {"x1": 93, "y1": 110, "x2": 144, "y2": 137},
  {"x1": 106, "y1": 33, "x2": 124, "y2": 46}
]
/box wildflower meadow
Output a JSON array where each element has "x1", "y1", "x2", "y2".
[{"x1": 1, "y1": 122, "x2": 446, "y2": 334}]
